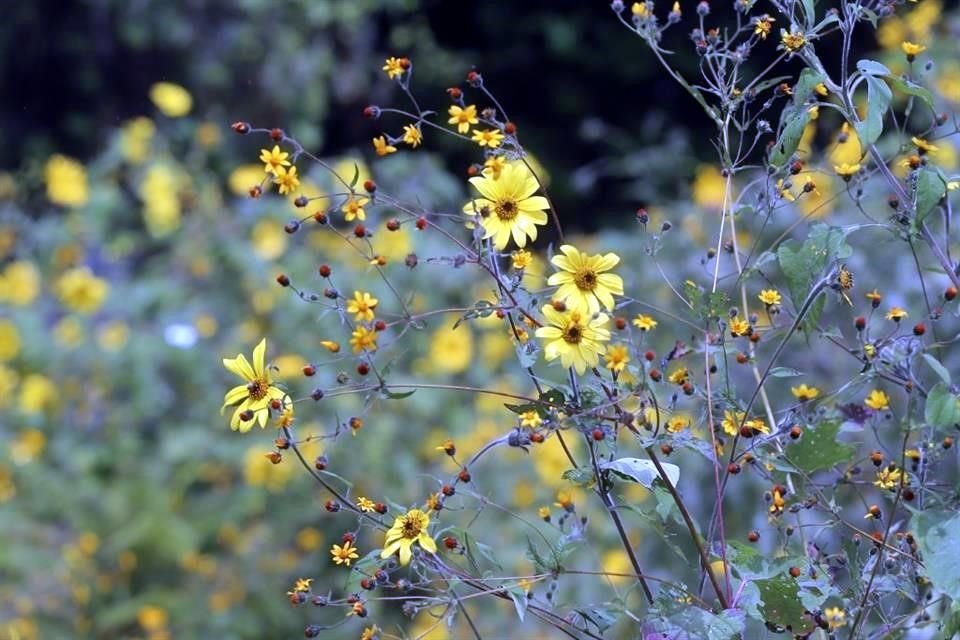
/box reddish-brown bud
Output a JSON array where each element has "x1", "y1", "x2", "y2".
[
  {"x1": 504, "y1": 121, "x2": 517, "y2": 135},
  {"x1": 356, "y1": 362, "x2": 370, "y2": 376},
  {"x1": 727, "y1": 462, "x2": 741, "y2": 474},
  {"x1": 302, "y1": 365, "x2": 316, "y2": 377},
  {"x1": 353, "y1": 224, "x2": 367, "y2": 238},
  {"x1": 231, "y1": 121, "x2": 250, "y2": 134},
  {"x1": 318, "y1": 264, "x2": 331, "y2": 278},
  {"x1": 748, "y1": 530, "x2": 760, "y2": 543},
  {"x1": 386, "y1": 218, "x2": 400, "y2": 231},
  {"x1": 276, "y1": 273, "x2": 290, "y2": 287},
  {"x1": 855, "y1": 316, "x2": 866, "y2": 331},
  {"x1": 415, "y1": 217, "x2": 427, "y2": 230},
  {"x1": 443, "y1": 536, "x2": 459, "y2": 549},
  {"x1": 313, "y1": 211, "x2": 328, "y2": 224},
  {"x1": 363, "y1": 180, "x2": 376, "y2": 193},
  {"x1": 458, "y1": 468, "x2": 471, "y2": 483},
  {"x1": 615, "y1": 316, "x2": 627, "y2": 330},
  {"x1": 913, "y1": 323, "x2": 926, "y2": 336},
  {"x1": 446, "y1": 87, "x2": 462, "y2": 99},
  {"x1": 270, "y1": 128, "x2": 284, "y2": 141},
  {"x1": 946, "y1": 286, "x2": 958, "y2": 301},
  {"x1": 644, "y1": 350, "x2": 655, "y2": 362},
  {"x1": 373, "y1": 319, "x2": 386, "y2": 332}
]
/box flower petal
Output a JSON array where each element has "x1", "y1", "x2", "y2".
[
  {"x1": 252, "y1": 338, "x2": 267, "y2": 378},
  {"x1": 223, "y1": 354, "x2": 255, "y2": 382}
]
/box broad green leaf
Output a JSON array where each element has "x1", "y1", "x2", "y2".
[
  {"x1": 755, "y1": 574, "x2": 815, "y2": 634},
  {"x1": 914, "y1": 510, "x2": 960, "y2": 600},
  {"x1": 770, "y1": 109, "x2": 812, "y2": 167},
  {"x1": 507, "y1": 585, "x2": 528, "y2": 621},
  {"x1": 855, "y1": 75, "x2": 892, "y2": 145},
  {"x1": 793, "y1": 68, "x2": 824, "y2": 107},
  {"x1": 924, "y1": 383, "x2": 960, "y2": 430},
  {"x1": 776, "y1": 224, "x2": 852, "y2": 333},
  {"x1": 602, "y1": 457, "x2": 680, "y2": 488},
  {"x1": 915, "y1": 167, "x2": 947, "y2": 223},
  {"x1": 886, "y1": 75, "x2": 936, "y2": 113},
  {"x1": 922, "y1": 353, "x2": 951, "y2": 384},
  {"x1": 856, "y1": 59, "x2": 891, "y2": 77},
  {"x1": 800, "y1": 0, "x2": 816, "y2": 30},
  {"x1": 562, "y1": 467, "x2": 594, "y2": 487},
  {"x1": 785, "y1": 419, "x2": 854, "y2": 472}
]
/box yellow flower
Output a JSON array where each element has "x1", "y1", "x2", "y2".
[
  {"x1": 834, "y1": 163, "x2": 861, "y2": 181},
  {"x1": 427, "y1": 325, "x2": 473, "y2": 374},
  {"x1": 538, "y1": 506, "x2": 551, "y2": 520},
  {"x1": 769, "y1": 488, "x2": 785, "y2": 516},
  {"x1": 758, "y1": 289, "x2": 781, "y2": 306},
  {"x1": 0, "y1": 320, "x2": 21, "y2": 362},
  {"x1": 604, "y1": 344, "x2": 630, "y2": 373},
  {"x1": 631, "y1": 2, "x2": 648, "y2": 17},
  {"x1": 9, "y1": 429, "x2": 45, "y2": 465},
  {"x1": 120, "y1": 117, "x2": 155, "y2": 164},
  {"x1": 519, "y1": 410, "x2": 543, "y2": 429},
  {"x1": 382, "y1": 57, "x2": 406, "y2": 79},
  {"x1": 291, "y1": 578, "x2": 313, "y2": 593},
  {"x1": 535, "y1": 305, "x2": 610, "y2": 375},
  {"x1": 912, "y1": 136, "x2": 938, "y2": 154},
  {"x1": 259, "y1": 146, "x2": 291, "y2": 175},
  {"x1": 141, "y1": 163, "x2": 181, "y2": 238},
  {"x1": 357, "y1": 496, "x2": 377, "y2": 512},
  {"x1": 221, "y1": 338, "x2": 288, "y2": 432},
  {"x1": 341, "y1": 196, "x2": 369, "y2": 222},
  {"x1": 402, "y1": 124, "x2": 423, "y2": 148},
  {"x1": 20, "y1": 374, "x2": 55, "y2": 414},
  {"x1": 137, "y1": 605, "x2": 168, "y2": 632},
  {"x1": 745, "y1": 417, "x2": 770, "y2": 434},
  {"x1": 823, "y1": 607, "x2": 846, "y2": 630},
  {"x1": 381, "y1": 508, "x2": 437, "y2": 566},
  {"x1": 548, "y1": 245, "x2": 624, "y2": 313},
  {"x1": 347, "y1": 291, "x2": 379, "y2": 322},
  {"x1": 273, "y1": 166, "x2": 300, "y2": 195},
  {"x1": 692, "y1": 165, "x2": 726, "y2": 209},
  {"x1": 360, "y1": 625, "x2": 382, "y2": 640},
  {"x1": 722, "y1": 410, "x2": 745, "y2": 436},
  {"x1": 874, "y1": 465, "x2": 907, "y2": 490},
  {"x1": 864, "y1": 389, "x2": 890, "y2": 411},
  {"x1": 448, "y1": 104, "x2": 479, "y2": 133},
  {"x1": 668, "y1": 367, "x2": 689, "y2": 385},
  {"x1": 901, "y1": 41, "x2": 927, "y2": 60},
  {"x1": 350, "y1": 326, "x2": 378, "y2": 353},
  {"x1": 463, "y1": 161, "x2": 549, "y2": 250},
  {"x1": 815, "y1": 83, "x2": 829, "y2": 97},
  {"x1": 372, "y1": 135, "x2": 397, "y2": 157},
  {"x1": 753, "y1": 15, "x2": 775, "y2": 39},
  {"x1": 0, "y1": 261, "x2": 40, "y2": 306},
  {"x1": 484, "y1": 155, "x2": 507, "y2": 179},
  {"x1": 885, "y1": 306, "x2": 908, "y2": 321},
  {"x1": 56, "y1": 267, "x2": 109, "y2": 314},
  {"x1": 148, "y1": 82, "x2": 192, "y2": 117},
  {"x1": 250, "y1": 219, "x2": 287, "y2": 261},
  {"x1": 780, "y1": 30, "x2": 807, "y2": 52},
  {"x1": 511, "y1": 249, "x2": 533, "y2": 270},
  {"x1": 331, "y1": 540, "x2": 360, "y2": 566},
  {"x1": 44, "y1": 154, "x2": 89, "y2": 207},
  {"x1": 666, "y1": 415, "x2": 690, "y2": 433},
  {"x1": 632, "y1": 314, "x2": 657, "y2": 331},
  {"x1": 471, "y1": 128, "x2": 504, "y2": 148},
  {"x1": 555, "y1": 491, "x2": 575, "y2": 511},
  {"x1": 729, "y1": 318, "x2": 751, "y2": 337},
  {"x1": 791, "y1": 384, "x2": 820, "y2": 401},
  {"x1": 776, "y1": 178, "x2": 796, "y2": 201}
]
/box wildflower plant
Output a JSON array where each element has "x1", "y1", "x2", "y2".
[{"x1": 221, "y1": 2, "x2": 960, "y2": 638}]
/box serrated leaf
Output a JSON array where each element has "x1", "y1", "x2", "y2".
[
  {"x1": 924, "y1": 383, "x2": 960, "y2": 430},
  {"x1": 756, "y1": 574, "x2": 815, "y2": 633},
  {"x1": 914, "y1": 510, "x2": 960, "y2": 600},
  {"x1": 776, "y1": 224, "x2": 852, "y2": 334},
  {"x1": 855, "y1": 75, "x2": 892, "y2": 145},
  {"x1": 770, "y1": 109, "x2": 812, "y2": 167},
  {"x1": 922, "y1": 353, "x2": 951, "y2": 384},
  {"x1": 602, "y1": 457, "x2": 680, "y2": 489},
  {"x1": 785, "y1": 419, "x2": 854, "y2": 472}
]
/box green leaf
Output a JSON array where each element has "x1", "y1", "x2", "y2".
[
  {"x1": 915, "y1": 167, "x2": 947, "y2": 223},
  {"x1": 602, "y1": 457, "x2": 680, "y2": 489},
  {"x1": 922, "y1": 353, "x2": 951, "y2": 384},
  {"x1": 792, "y1": 68, "x2": 824, "y2": 107},
  {"x1": 855, "y1": 75, "x2": 892, "y2": 145},
  {"x1": 776, "y1": 224, "x2": 852, "y2": 333},
  {"x1": 770, "y1": 109, "x2": 812, "y2": 168},
  {"x1": 785, "y1": 419, "x2": 855, "y2": 472},
  {"x1": 914, "y1": 510, "x2": 960, "y2": 600},
  {"x1": 507, "y1": 586, "x2": 528, "y2": 621},
  {"x1": 575, "y1": 606, "x2": 619, "y2": 633},
  {"x1": 800, "y1": 0, "x2": 816, "y2": 30},
  {"x1": 856, "y1": 59, "x2": 892, "y2": 77},
  {"x1": 767, "y1": 367, "x2": 804, "y2": 378},
  {"x1": 381, "y1": 388, "x2": 416, "y2": 400},
  {"x1": 886, "y1": 75, "x2": 936, "y2": 113},
  {"x1": 924, "y1": 383, "x2": 960, "y2": 431},
  {"x1": 755, "y1": 574, "x2": 815, "y2": 634},
  {"x1": 562, "y1": 467, "x2": 595, "y2": 487}
]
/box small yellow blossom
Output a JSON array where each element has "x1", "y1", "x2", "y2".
[
  {"x1": 381, "y1": 508, "x2": 437, "y2": 566},
  {"x1": 632, "y1": 314, "x2": 657, "y2": 331},
  {"x1": 382, "y1": 57, "x2": 406, "y2": 79},
  {"x1": 291, "y1": 578, "x2": 313, "y2": 593},
  {"x1": 901, "y1": 41, "x2": 927, "y2": 60},
  {"x1": 402, "y1": 124, "x2": 423, "y2": 148},
  {"x1": 330, "y1": 541, "x2": 360, "y2": 566},
  {"x1": 668, "y1": 367, "x2": 689, "y2": 385},
  {"x1": 341, "y1": 196, "x2": 369, "y2": 222},
  {"x1": 0, "y1": 261, "x2": 41, "y2": 306},
  {"x1": 874, "y1": 466, "x2": 907, "y2": 490},
  {"x1": 604, "y1": 344, "x2": 630, "y2": 374},
  {"x1": 791, "y1": 384, "x2": 820, "y2": 401},
  {"x1": 350, "y1": 326, "x2": 378, "y2": 353},
  {"x1": 372, "y1": 135, "x2": 397, "y2": 157},
  {"x1": 729, "y1": 318, "x2": 751, "y2": 337},
  {"x1": 472, "y1": 129, "x2": 504, "y2": 148},
  {"x1": 631, "y1": 2, "x2": 648, "y2": 18},
  {"x1": 360, "y1": 625, "x2": 382, "y2": 640},
  {"x1": 666, "y1": 415, "x2": 690, "y2": 433},
  {"x1": 758, "y1": 289, "x2": 781, "y2": 306},
  {"x1": 538, "y1": 506, "x2": 551, "y2": 520},
  {"x1": 555, "y1": 491, "x2": 574, "y2": 511},
  {"x1": 885, "y1": 306, "x2": 908, "y2": 321},
  {"x1": 781, "y1": 30, "x2": 807, "y2": 52},
  {"x1": 273, "y1": 166, "x2": 300, "y2": 195},
  {"x1": 56, "y1": 267, "x2": 109, "y2": 314},
  {"x1": 823, "y1": 607, "x2": 846, "y2": 630},
  {"x1": 357, "y1": 497, "x2": 377, "y2": 512},
  {"x1": 865, "y1": 389, "x2": 890, "y2": 411},
  {"x1": 769, "y1": 488, "x2": 785, "y2": 516},
  {"x1": 519, "y1": 410, "x2": 543, "y2": 429},
  {"x1": 511, "y1": 249, "x2": 533, "y2": 270},
  {"x1": 484, "y1": 155, "x2": 507, "y2": 179},
  {"x1": 754, "y1": 15, "x2": 775, "y2": 39},
  {"x1": 722, "y1": 411, "x2": 745, "y2": 436},
  {"x1": 448, "y1": 104, "x2": 479, "y2": 134},
  {"x1": 259, "y1": 146, "x2": 291, "y2": 175},
  {"x1": 814, "y1": 83, "x2": 829, "y2": 97},
  {"x1": 347, "y1": 291, "x2": 379, "y2": 323}
]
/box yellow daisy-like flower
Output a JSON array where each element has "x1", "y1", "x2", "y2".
[
  {"x1": 382, "y1": 57, "x2": 406, "y2": 79},
  {"x1": 380, "y1": 508, "x2": 437, "y2": 566},
  {"x1": 350, "y1": 326, "x2": 378, "y2": 354},
  {"x1": 519, "y1": 410, "x2": 543, "y2": 429},
  {"x1": 357, "y1": 496, "x2": 377, "y2": 512},
  {"x1": 823, "y1": 607, "x2": 846, "y2": 630},
  {"x1": 780, "y1": 30, "x2": 807, "y2": 52},
  {"x1": 347, "y1": 291, "x2": 379, "y2": 323},
  {"x1": 885, "y1": 306, "x2": 908, "y2": 321},
  {"x1": 791, "y1": 384, "x2": 820, "y2": 401},
  {"x1": 360, "y1": 625, "x2": 382, "y2": 640},
  {"x1": 484, "y1": 155, "x2": 507, "y2": 179},
  {"x1": 402, "y1": 124, "x2": 422, "y2": 148},
  {"x1": 758, "y1": 289, "x2": 781, "y2": 306},
  {"x1": 535, "y1": 304, "x2": 610, "y2": 375},
  {"x1": 666, "y1": 415, "x2": 690, "y2": 433},
  {"x1": 901, "y1": 41, "x2": 926, "y2": 60},
  {"x1": 745, "y1": 417, "x2": 770, "y2": 434},
  {"x1": 631, "y1": 2, "x2": 648, "y2": 17},
  {"x1": 632, "y1": 314, "x2": 657, "y2": 331},
  {"x1": 668, "y1": 367, "x2": 689, "y2": 385},
  {"x1": 753, "y1": 15, "x2": 775, "y2": 39},
  {"x1": 447, "y1": 104, "x2": 479, "y2": 134},
  {"x1": 722, "y1": 410, "x2": 745, "y2": 436},
  {"x1": 331, "y1": 541, "x2": 360, "y2": 566},
  {"x1": 273, "y1": 166, "x2": 300, "y2": 195},
  {"x1": 834, "y1": 163, "x2": 861, "y2": 181},
  {"x1": 511, "y1": 249, "x2": 533, "y2": 270},
  {"x1": 874, "y1": 465, "x2": 907, "y2": 490},
  {"x1": 259, "y1": 146, "x2": 290, "y2": 175},
  {"x1": 865, "y1": 289, "x2": 882, "y2": 305},
  {"x1": 864, "y1": 389, "x2": 890, "y2": 411},
  {"x1": 547, "y1": 245, "x2": 624, "y2": 313},
  {"x1": 56, "y1": 267, "x2": 109, "y2": 314},
  {"x1": 148, "y1": 82, "x2": 192, "y2": 117},
  {"x1": 291, "y1": 578, "x2": 313, "y2": 593},
  {"x1": 221, "y1": 338, "x2": 288, "y2": 432},
  {"x1": 463, "y1": 161, "x2": 550, "y2": 250},
  {"x1": 604, "y1": 344, "x2": 630, "y2": 374},
  {"x1": 471, "y1": 129, "x2": 504, "y2": 148},
  {"x1": 372, "y1": 136, "x2": 397, "y2": 157},
  {"x1": 341, "y1": 196, "x2": 369, "y2": 222},
  {"x1": 729, "y1": 318, "x2": 751, "y2": 337}
]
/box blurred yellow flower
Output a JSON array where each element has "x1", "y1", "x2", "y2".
[
  {"x1": 0, "y1": 320, "x2": 20, "y2": 361},
  {"x1": 97, "y1": 320, "x2": 130, "y2": 352},
  {"x1": 791, "y1": 384, "x2": 820, "y2": 401},
  {"x1": 666, "y1": 414, "x2": 690, "y2": 433},
  {"x1": 692, "y1": 165, "x2": 726, "y2": 210},
  {"x1": 874, "y1": 466, "x2": 907, "y2": 490},
  {"x1": 56, "y1": 267, "x2": 109, "y2": 314},
  {"x1": 196, "y1": 121, "x2": 220, "y2": 147},
  {"x1": 463, "y1": 161, "x2": 549, "y2": 250},
  {"x1": 885, "y1": 306, "x2": 908, "y2": 321},
  {"x1": 244, "y1": 445, "x2": 295, "y2": 491},
  {"x1": 44, "y1": 154, "x2": 89, "y2": 207},
  {"x1": 0, "y1": 365, "x2": 18, "y2": 408},
  {"x1": 296, "y1": 527, "x2": 324, "y2": 552},
  {"x1": 141, "y1": 164, "x2": 182, "y2": 237},
  {"x1": 228, "y1": 164, "x2": 265, "y2": 196},
  {"x1": 901, "y1": 41, "x2": 926, "y2": 60},
  {"x1": 120, "y1": 117, "x2": 155, "y2": 164},
  {"x1": 9, "y1": 429, "x2": 45, "y2": 465},
  {"x1": 250, "y1": 219, "x2": 287, "y2": 261},
  {"x1": 548, "y1": 244, "x2": 623, "y2": 313},
  {"x1": 20, "y1": 374, "x2": 56, "y2": 414},
  {"x1": 428, "y1": 326, "x2": 473, "y2": 374},
  {"x1": 149, "y1": 82, "x2": 192, "y2": 117},
  {"x1": 484, "y1": 155, "x2": 507, "y2": 179},
  {"x1": 471, "y1": 128, "x2": 504, "y2": 148},
  {"x1": 54, "y1": 316, "x2": 85, "y2": 348},
  {"x1": 823, "y1": 606, "x2": 846, "y2": 630}
]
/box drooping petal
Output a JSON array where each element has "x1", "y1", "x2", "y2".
[
  {"x1": 398, "y1": 540, "x2": 413, "y2": 566},
  {"x1": 511, "y1": 223, "x2": 529, "y2": 248},
  {"x1": 221, "y1": 384, "x2": 250, "y2": 412},
  {"x1": 223, "y1": 354, "x2": 255, "y2": 382},
  {"x1": 418, "y1": 534, "x2": 437, "y2": 554},
  {"x1": 381, "y1": 539, "x2": 402, "y2": 559}
]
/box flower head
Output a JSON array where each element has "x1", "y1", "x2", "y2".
[
  {"x1": 885, "y1": 306, "x2": 908, "y2": 322},
  {"x1": 548, "y1": 245, "x2": 624, "y2": 313},
  {"x1": 604, "y1": 344, "x2": 630, "y2": 374},
  {"x1": 753, "y1": 15, "x2": 775, "y2": 39},
  {"x1": 380, "y1": 508, "x2": 437, "y2": 566},
  {"x1": 834, "y1": 163, "x2": 861, "y2": 181},
  {"x1": 221, "y1": 338, "x2": 288, "y2": 432},
  {"x1": 448, "y1": 105, "x2": 479, "y2": 134},
  {"x1": 874, "y1": 465, "x2": 908, "y2": 490},
  {"x1": 865, "y1": 389, "x2": 890, "y2": 411},
  {"x1": 342, "y1": 196, "x2": 369, "y2": 222},
  {"x1": 149, "y1": 82, "x2": 192, "y2": 117},
  {"x1": 484, "y1": 155, "x2": 507, "y2": 179},
  {"x1": 273, "y1": 166, "x2": 300, "y2": 195},
  {"x1": 331, "y1": 540, "x2": 360, "y2": 566},
  {"x1": 823, "y1": 607, "x2": 846, "y2": 630},
  {"x1": 347, "y1": 291, "x2": 379, "y2": 323},
  {"x1": 357, "y1": 496, "x2": 377, "y2": 512},
  {"x1": 402, "y1": 124, "x2": 423, "y2": 148},
  {"x1": 758, "y1": 289, "x2": 781, "y2": 306},
  {"x1": 901, "y1": 41, "x2": 926, "y2": 60},
  {"x1": 56, "y1": 267, "x2": 109, "y2": 314},
  {"x1": 463, "y1": 161, "x2": 549, "y2": 250},
  {"x1": 259, "y1": 146, "x2": 290, "y2": 175},
  {"x1": 535, "y1": 304, "x2": 610, "y2": 375},
  {"x1": 372, "y1": 136, "x2": 397, "y2": 157},
  {"x1": 382, "y1": 57, "x2": 407, "y2": 79},
  {"x1": 519, "y1": 410, "x2": 543, "y2": 429},
  {"x1": 632, "y1": 314, "x2": 657, "y2": 331},
  {"x1": 912, "y1": 137, "x2": 938, "y2": 154},
  {"x1": 780, "y1": 30, "x2": 807, "y2": 52},
  {"x1": 791, "y1": 384, "x2": 820, "y2": 402},
  {"x1": 472, "y1": 129, "x2": 505, "y2": 148},
  {"x1": 350, "y1": 326, "x2": 378, "y2": 354},
  {"x1": 511, "y1": 249, "x2": 533, "y2": 270}
]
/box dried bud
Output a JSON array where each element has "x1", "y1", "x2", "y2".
[
  {"x1": 276, "y1": 274, "x2": 290, "y2": 287},
  {"x1": 231, "y1": 121, "x2": 251, "y2": 134}
]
